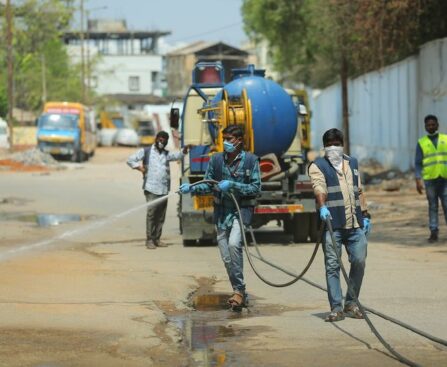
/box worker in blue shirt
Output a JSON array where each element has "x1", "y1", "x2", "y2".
[
  {"x1": 415, "y1": 114, "x2": 447, "y2": 243},
  {"x1": 179, "y1": 125, "x2": 261, "y2": 310}
]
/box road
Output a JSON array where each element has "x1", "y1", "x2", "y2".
[{"x1": 0, "y1": 147, "x2": 446, "y2": 367}]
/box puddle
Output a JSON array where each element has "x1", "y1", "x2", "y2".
[
  {"x1": 0, "y1": 212, "x2": 94, "y2": 227},
  {"x1": 192, "y1": 293, "x2": 231, "y2": 311},
  {"x1": 165, "y1": 285, "x2": 308, "y2": 367},
  {"x1": 167, "y1": 293, "x2": 254, "y2": 366},
  {"x1": 0, "y1": 197, "x2": 33, "y2": 206}
]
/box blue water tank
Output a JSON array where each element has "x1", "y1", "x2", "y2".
[{"x1": 213, "y1": 65, "x2": 297, "y2": 157}]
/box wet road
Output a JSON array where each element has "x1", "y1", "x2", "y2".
[{"x1": 0, "y1": 147, "x2": 446, "y2": 367}]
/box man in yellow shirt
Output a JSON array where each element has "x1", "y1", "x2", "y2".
[{"x1": 415, "y1": 115, "x2": 447, "y2": 243}]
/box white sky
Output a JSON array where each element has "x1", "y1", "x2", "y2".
[{"x1": 81, "y1": 0, "x2": 247, "y2": 48}]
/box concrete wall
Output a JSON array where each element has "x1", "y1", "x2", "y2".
[
  {"x1": 94, "y1": 54, "x2": 163, "y2": 96},
  {"x1": 68, "y1": 45, "x2": 164, "y2": 96},
  {"x1": 311, "y1": 37, "x2": 447, "y2": 171}
]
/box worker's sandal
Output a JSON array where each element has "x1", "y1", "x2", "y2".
[
  {"x1": 228, "y1": 291, "x2": 245, "y2": 312},
  {"x1": 343, "y1": 304, "x2": 364, "y2": 319},
  {"x1": 325, "y1": 311, "x2": 345, "y2": 322}
]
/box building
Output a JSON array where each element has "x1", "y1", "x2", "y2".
[
  {"x1": 166, "y1": 41, "x2": 249, "y2": 97},
  {"x1": 64, "y1": 19, "x2": 171, "y2": 108}
]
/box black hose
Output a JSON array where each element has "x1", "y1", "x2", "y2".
[
  {"x1": 185, "y1": 179, "x2": 446, "y2": 366},
  {"x1": 249, "y1": 253, "x2": 447, "y2": 348},
  {"x1": 189, "y1": 179, "x2": 323, "y2": 287},
  {"x1": 324, "y1": 219, "x2": 421, "y2": 367}
]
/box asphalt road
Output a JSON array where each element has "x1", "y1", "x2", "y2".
[{"x1": 0, "y1": 147, "x2": 446, "y2": 367}]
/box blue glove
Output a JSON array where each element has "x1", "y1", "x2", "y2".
[
  {"x1": 218, "y1": 180, "x2": 233, "y2": 192},
  {"x1": 179, "y1": 183, "x2": 193, "y2": 194},
  {"x1": 363, "y1": 217, "x2": 371, "y2": 236},
  {"x1": 319, "y1": 205, "x2": 332, "y2": 221}
]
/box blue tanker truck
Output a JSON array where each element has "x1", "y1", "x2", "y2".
[{"x1": 170, "y1": 62, "x2": 317, "y2": 245}]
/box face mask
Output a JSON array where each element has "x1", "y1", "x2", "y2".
[
  {"x1": 428, "y1": 131, "x2": 438, "y2": 137},
  {"x1": 324, "y1": 145, "x2": 344, "y2": 171},
  {"x1": 156, "y1": 141, "x2": 166, "y2": 150},
  {"x1": 223, "y1": 140, "x2": 239, "y2": 153}
]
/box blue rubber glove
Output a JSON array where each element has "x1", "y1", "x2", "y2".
[
  {"x1": 319, "y1": 205, "x2": 332, "y2": 221},
  {"x1": 179, "y1": 183, "x2": 193, "y2": 194},
  {"x1": 363, "y1": 217, "x2": 371, "y2": 236},
  {"x1": 218, "y1": 180, "x2": 233, "y2": 192}
]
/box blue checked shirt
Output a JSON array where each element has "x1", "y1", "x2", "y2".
[
  {"x1": 194, "y1": 151, "x2": 261, "y2": 230},
  {"x1": 127, "y1": 146, "x2": 183, "y2": 195}
]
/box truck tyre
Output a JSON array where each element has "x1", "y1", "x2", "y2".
[
  {"x1": 309, "y1": 213, "x2": 319, "y2": 243},
  {"x1": 283, "y1": 217, "x2": 294, "y2": 234},
  {"x1": 292, "y1": 213, "x2": 310, "y2": 243},
  {"x1": 71, "y1": 149, "x2": 81, "y2": 163},
  {"x1": 183, "y1": 239, "x2": 196, "y2": 246}
]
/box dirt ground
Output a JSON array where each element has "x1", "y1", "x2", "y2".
[{"x1": 0, "y1": 147, "x2": 446, "y2": 367}]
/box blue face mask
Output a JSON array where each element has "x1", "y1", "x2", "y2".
[{"x1": 223, "y1": 141, "x2": 236, "y2": 153}]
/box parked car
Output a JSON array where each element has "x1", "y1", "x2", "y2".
[
  {"x1": 115, "y1": 128, "x2": 139, "y2": 146},
  {"x1": 0, "y1": 118, "x2": 10, "y2": 149}
]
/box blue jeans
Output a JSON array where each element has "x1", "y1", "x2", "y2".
[
  {"x1": 216, "y1": 219, "x2": 245, "y2": 294},
  {"x1": 424, "y1": 178, "x2": 447, "y2": 232},
  {"x1": 322, "y1": 228, "x2": 367, "y2": 312}
]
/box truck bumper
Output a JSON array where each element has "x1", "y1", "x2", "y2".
[{"x1": 38, "y1": 142, "x2": 75, "y2": 155}]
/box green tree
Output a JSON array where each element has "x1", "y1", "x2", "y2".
[
  {"x1": 0, "y1": 0, "x2": 89, "y2": 117},
  {"x1": 242, "y1": 0, "x2": 447, "y2": 87}
]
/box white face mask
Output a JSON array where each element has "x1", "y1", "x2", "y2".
[{"x1": 324, "y1": 145, "x2": 344, "y2": 172}]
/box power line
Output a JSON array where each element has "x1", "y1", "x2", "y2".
[{"x1": 169, "y1": 21, "x2": 243, "y2": 43}]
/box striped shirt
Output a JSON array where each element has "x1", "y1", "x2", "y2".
[
  {"x1": 194, "y1": 151, "x2": 261, "y2": 229},
  {"x1": 127, "y1": 146, "x2": 183, "y2": 195}
]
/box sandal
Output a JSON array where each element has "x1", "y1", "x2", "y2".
[
  {"x1": 228, "y1": 292, "x2": 245, "y2": 312},
  {"x1": 343, "y1": 304, "x2": 364, "y2": 319},
  {"x1": 325, "y1": 311, "x2": 345, "y2": 322}
]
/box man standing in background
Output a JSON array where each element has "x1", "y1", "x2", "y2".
[
  {"x1": 415, "y1": 114, "x2": 447, "y2": 243},
  {"x1": 127, "y1": 131, "x2": 190, "y2": 249}
]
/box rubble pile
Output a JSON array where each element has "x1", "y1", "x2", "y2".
[
  {"x1": 360, "y1": 158, "x2": 413, "y2": 191},
  {"x1": 10, "y1": 148, "x2": 60, "y2": 167}
]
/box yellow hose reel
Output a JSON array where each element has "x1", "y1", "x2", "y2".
[{"x1": 199, "y1": 89, "x2": 254, "y2": 153}]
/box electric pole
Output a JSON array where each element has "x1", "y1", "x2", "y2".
[
  {"x1": 341, "y1": 54, "x2": 350, "y2": 155},
  {"x1": 6, "y1": 0, "x2": 14, "y2": 149},
  {"x1": 41, "y1": 54, "x2": 47, "y2": 104},
  {"x1": 80, "y1": 0, "x2": 85, "y2": 103}
]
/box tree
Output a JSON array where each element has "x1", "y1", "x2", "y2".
[
  {"x1": 242, "y1": 0, "x2": 447, "y2": 86},
  {"x1": 0, "y1": 0, "x2": 89, "y2": 120},
  {"x1": 242, "y1": 0, "x2": 447, "y2": 152}
]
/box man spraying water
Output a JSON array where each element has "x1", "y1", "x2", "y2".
[{"x1": 179, "y1": 125, "x2": 261, "y2": 311}]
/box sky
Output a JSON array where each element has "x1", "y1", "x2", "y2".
[{"x1": 81, "y1": 0, "x2": 247, "y2": 49}]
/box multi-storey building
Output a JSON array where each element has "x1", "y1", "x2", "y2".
[{"x1": 64, "y1": 19, "x2": 170, "y2": 107}]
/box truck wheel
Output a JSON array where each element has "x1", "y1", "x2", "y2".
[
  {"x1": 183, "y1": 239, "x2": 196, "y2": 246},
  {"x1": 71, "y1": 149, "x2": 81, "y2": 162},
  {"x1": 292, "y1": 213, "x2": 310, "y2": 243},
  {"x1": 309, "y1": 213, "x2": 319, "y2": 243},
  {"x1": 283, "y1": 217, "x2": 294, "y2": 234}
]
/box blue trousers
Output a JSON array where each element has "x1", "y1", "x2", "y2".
[
  {"x1": 322, "y1": 228, "x2": 368, "y2": 312},
  {"x1": 424, "y1": 178, "x2": 447, "y2": 232},
  {"x1": 216, "y1": 219, "x2": 245, "y2": 294}
]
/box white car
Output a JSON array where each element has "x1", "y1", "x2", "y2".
[
  {"x1": 115, "y1": 128, "x2": 139, "y2": 147},
  {"x1": 0, "y1": 118, "x2": 10, "y2": 149}
]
